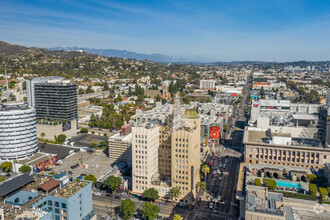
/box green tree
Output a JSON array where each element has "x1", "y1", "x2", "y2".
[
  {"x1": 41, "y1": 133, "x2": 46, "y2": 142},
  {"x1": 143, "y1": 188, "x2": 159, "y2": 201},
  {"x1": 309, "y1": 184, "x2": 318, "y2": 196},
  {"x1": 173, "y1": 214, "x2": 182, "y2": 220},
  {"x1": 254, "y1": 178, "x2": 261, "y2": 186},
  {"x1": 307, "y1": 174, "x2": 317, "y2": 183},
  {"x1": 103, "y1": 176, "x2": 121, "y2": 193},
  {"x1": 260, "y1": 87, "x2": 265, "y2": 99},
  {"x1": 19, "y1": 164, "x2": 31, "y2": 174},
  {"x1": 57, "y1": 134, "x2": 66, "y2": 144},
  {"x1": 223, "y1": 125, "x2": 229, "y2": 133},
  {"x1": 319, "y1": 187, "x2": 328, "y2": 200},
  {"x1": 263, "y1": 178, "x2": 276, "y2": 190},
  {"x1": 84, "y1": 174, "x2": 97, "y2": 184},
  {"x1": 120, "y1": 199, "x2": 136, "y2": 220},
  {"x1": 169, "y1": 187, "x2": 180, "y2": 201},
  {"x1": 196, "y1": 181, "x2": 206, "y2": 193},
  {"x1": 0, "y1": 161, "x2": 12, "y2": 172},
  {"x1": 202, "y1": 164, "x2": 210, "y2": 181},
  {"x1": 91, "y1": 143, "x2": 98, "y2": 148},
  {"x1": 141, "y1": 202, "x2": 160, "y2": 220},
  {"x1": 80, "y1": 128, "x2": 88, "y2": 133}
]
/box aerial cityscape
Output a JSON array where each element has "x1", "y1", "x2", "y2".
[{"x1": 0, "y1": 1, "x2": 330, "y2": 220}]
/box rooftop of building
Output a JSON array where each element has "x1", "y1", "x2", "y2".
[
  {"x1": 183, "y1": 109, "x2": 199, "y2": 119},
  {"x1": 18, "y1": 152, "x2": 57, "y2": 166},
  {"x1": 244, "y1": 126, "x2": 323, "y2": 148},
  {"x1": 109, "y1": 132, "x2": 132, "y2": 142},
  {"x1": 246, "y1": 186, "x2": 287, "y2": 217},
  {"x1": 0, "y1": 101, "x2": 29, "y2": 111}
]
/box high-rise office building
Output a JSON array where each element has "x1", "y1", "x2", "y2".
[
  {"x1": 27, "y1": 77, "x2": 78, "y2": 121},
  {"x1": 0, "y1": 102, "x2": 38, "y2": 160},
  {"x1": 26, "y1": 77, "x2": 78, "y2": 141},
  {"x1": 171, "y1": 109, "x2": 201, "y2": 197},
  {"x1": 132, "y1": 124, "x2": 159, "y2": 194}
]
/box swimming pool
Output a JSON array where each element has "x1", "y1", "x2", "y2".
[{"x1": 276, "y1": 180, "x2": 302, "y2": 189}]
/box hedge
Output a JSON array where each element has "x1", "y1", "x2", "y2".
[
  {"x1": 319, "y1": 187, "x2": 328, "y2": 200},
  {"x1": 263, "y1": 178, "x2": 277, "y2": 190},
  {"x1": 282, "y1": 191, "x2": 317, "y2": 201},
  {"x1": 307, "y1": 174, "x2": 317, "y2": 183},
  {"x1": 255, "y1": 178, "x2": 261, "y2": 186},
  {"x1": 309, "y1": 184, "x2": 317, "y2": 196}
]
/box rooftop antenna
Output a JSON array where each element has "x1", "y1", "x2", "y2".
[{"x1": 4, "y1": 65, "x2": 10, "y2": 102}]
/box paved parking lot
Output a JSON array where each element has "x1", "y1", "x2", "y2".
[{"x1": 53, "y1": 150, "x2": 113, "y2": 180}]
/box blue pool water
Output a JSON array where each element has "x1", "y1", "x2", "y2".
[{"x1": 276, "y1": 180, "x2": 302, "y2": 189}]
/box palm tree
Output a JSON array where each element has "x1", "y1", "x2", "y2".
[
  {"x1": 196, "y1": 181, "x2": 206, "y2": 194},
  {"x1": 41, "y1": 133, "x2": 45, "y2": 142},
  {"x1": 169, "y1": 187, "x2": 180, "y2": 202},
  {"x1": 202, "y1": 164, "x2": 210, "y2": 181}
]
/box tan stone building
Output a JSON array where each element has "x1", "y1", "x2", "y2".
[
  {"x1": 132, "y1": 124, "x2": 159, "y2": 194},
  {"x1": 171, "y1": 109, "x2": 201, "y2": 197},
  {"x1": 244, "y1": 127, "x2": 330, "y2": 169},
  {"x1": 159, "y1": 125, "x2": 172, "y2": 180}
]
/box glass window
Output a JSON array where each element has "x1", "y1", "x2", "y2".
[
  {"x1": 55, "y1": 202, "x2": 59, "y2": 207},
  {"x1": 48, "y1": 200, "x2": 52, "y2": 206},
  {"x1": 62, "y1": 203, "x2": 67, "y2": 209},
  {"x1": 55, "y1": 215, "x2": 60, "y2": 220},
  {"x1": 55, "y1": 208, "x2": 60, "y2": 214}
]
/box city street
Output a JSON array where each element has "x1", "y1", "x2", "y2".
[{"x1": 92, "y1": 194, "x2": 173, "y2": 219}]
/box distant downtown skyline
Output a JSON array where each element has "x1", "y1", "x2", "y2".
[{"x1": 0, "y1": 0, "x2": 330, "y2": 62}]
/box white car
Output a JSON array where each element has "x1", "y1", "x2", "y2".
[
  {"x1": 94, "y1": 192, "x2": 101, "y2": 196},
  {"x1": 217, "y1": 196, "x2": 221, "y2": 201},
  {"x1": 213, "y1": 170, "x2": 216, "y2": 175},
  {"x1": 209, "y1": 202, "x2": 214, "y2": 209}
]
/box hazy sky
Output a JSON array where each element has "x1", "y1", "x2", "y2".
[{"x1": 1, "y1": 0, "x2": 330, "y2": 61}]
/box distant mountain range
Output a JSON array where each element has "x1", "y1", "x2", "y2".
[
  {"x1": 0, "y1": 41, "x2": 96, "y2": 59},
  {"x1": 47, "y1": 46, "x2": 212, "y2": 63}
]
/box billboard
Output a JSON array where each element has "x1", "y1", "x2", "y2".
[
  {"x1": 33, "y1": 155, "x2": 58, "y2": 173},
  {"x1": 209, "y1": 126, "x2": 220, "y2": 139}
]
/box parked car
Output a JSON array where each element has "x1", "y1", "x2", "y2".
[{"x1": 209, "y1": 202, "x2": 214, "y2": 209}]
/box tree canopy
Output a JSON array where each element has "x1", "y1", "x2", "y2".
[
  {"x1": 141, "y1": 202, "x2": 160, "y2": 220},
  {"x1": 169, "y1": 187, "x2": 180, "y2": 201},
  {"x1": 84, "y1": 174, "x2": 97, "y2": 184},
  {"x1": 0, "y1": 161, "x2": 12, "y2": 172},
  {"x1": 19, "y1": 164, "x2": 31, "y2": 174},
  {"x1": 120, "y1": 199, "x2": 136, "y2": 220},
  {"x1": 143, "y1": 188, "x2": 159, "y2": 201},
  {"x1": 103, "y1": 176, "x2": 121, "y2": 193}
]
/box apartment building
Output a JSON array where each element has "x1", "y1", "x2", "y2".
[
  {"x1": 171, "y1": 109, "x2": 201, "y2": 197},
  {"x1": 200, "y1": 79, "x2": 215, "y2": 90},
  {"x1": 132, "y1": 124, "x2": 159, "y2": 194}
]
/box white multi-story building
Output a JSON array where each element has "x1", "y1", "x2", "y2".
[
  {"x1": 132, "y1": 123, "x2": 159, "y2": 194},
  {"x1": 200, "y1": 80, "x2": 215, "y2": 90},
  {"x1": 0, "y1": 102, "x2": 38, "y2": 160}
]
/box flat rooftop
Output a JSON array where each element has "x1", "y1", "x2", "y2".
[
  {"x1": 19, "y1": 152, "x2": 56, "y2": 166},
  {"x1": 245, "y1": 127, "x2": 322, "y2": 148}
]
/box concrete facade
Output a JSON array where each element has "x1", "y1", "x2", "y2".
[
  {"x1": 36, "y1": 119, "x2": 77, "y2": 141},
  {"x1": 132, "y1": 124, "x2": 159, "y2": 194}
]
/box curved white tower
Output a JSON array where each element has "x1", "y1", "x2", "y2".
[{"x1": 0, "y1": 102, "x2": 38, "y2": 160}]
